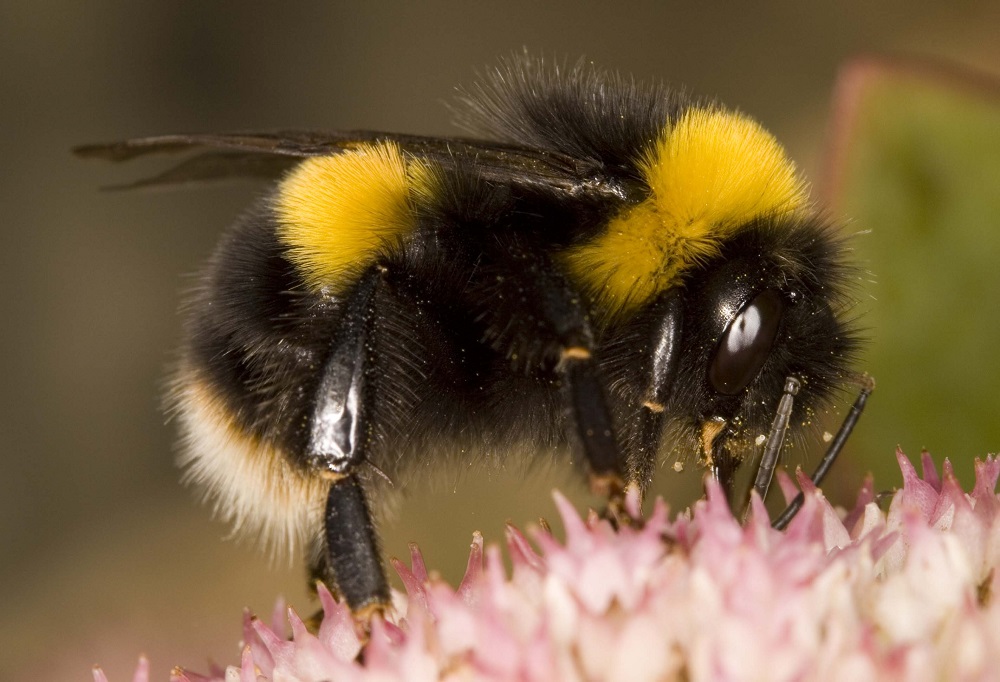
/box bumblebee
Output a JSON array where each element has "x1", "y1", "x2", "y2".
[{"x1": 78, "y1": 57, "x2": 870, "y2": 619}]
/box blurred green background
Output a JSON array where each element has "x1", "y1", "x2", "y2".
[
  {"x1": 1, "y1": 2, "x2": 997, "y2": 680},
  {"x1": 829, "y1": 62, "x2": 1000, "y2": 482}
]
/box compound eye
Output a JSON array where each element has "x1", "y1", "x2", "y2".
[{"x1": 708, "y1": 289, "x2": 784, "y2": 395}]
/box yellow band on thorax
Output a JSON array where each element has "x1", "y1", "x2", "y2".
[{"x1": 562, "y1": 108, "x2": 809, "y2": 318}]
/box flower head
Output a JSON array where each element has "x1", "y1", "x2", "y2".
[{"x1": 97, "y1": 451, "x2": 1000, "y2": 682}]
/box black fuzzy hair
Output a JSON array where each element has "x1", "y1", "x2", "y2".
[{"x1": 453, "y1": 54, "x2": 694, "y2": 176}]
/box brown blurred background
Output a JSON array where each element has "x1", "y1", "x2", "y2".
[{"x1": 2, "y1": 2, "x2": 998, "y2": 680}]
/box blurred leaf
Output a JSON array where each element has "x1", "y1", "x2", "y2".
[{"x1": 825, "y1": 56, "x2": 1000, "y2": 487}]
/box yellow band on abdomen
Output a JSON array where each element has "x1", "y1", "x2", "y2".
[{"x1": 275, "y1": 141, "x2": 431, "y2": 294}]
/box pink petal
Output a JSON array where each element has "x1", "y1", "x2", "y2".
[
  {"x1": 505, "y1": 521, "x2": 544, "y2": 572},
  {"x1": 408, "y1": 542, "x2": 428, "y2": 583},
  {"x1": 391, "y1": 555, "x2": 428, "y2": 612},
  {"x1": 553, "y1": 491, "x2": 591, "y2": 550},
  {"x1": 920, "y1": 449, "x2": 941, "y2": 490},
  {"x1": 972, "y1": 456, "x2": 1000, "y2": 521},
  {"x1": 316, "y1": 582, "x2": 362, "y2": 662},
  {"x1": 775, "y1": 467, "x2": 800, "y2": 504},
  {"x1": 250, "y1": 616, "x2": 292, "y2": 672},
  {"x1": 842, "y1": 472, "x2": 875, "y2": 536},
  {"x1": 240, "y1": 611, "x2": 274, "y2": 674},
  {"x1": 894, "y1": 447, "x2": 941, "y2": 518},
  {"x1": 457, "y1": 531, "x2": 485, "y2": 605},
  {"x1": 268, "y1": 597, "x2": 287, "y2": 639},
  {"x1": 238, "y1": 646, "x2": 255, "y2": 682}
]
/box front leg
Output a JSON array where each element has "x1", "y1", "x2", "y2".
[{"x1": 627, "y1": 291, "x2": 684, "y2": 496}]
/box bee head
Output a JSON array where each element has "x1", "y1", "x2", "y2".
[{"x1": 656, "y1": 215, "x2": 861, "y2": 464}]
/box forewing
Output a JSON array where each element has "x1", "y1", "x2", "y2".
[{"x1": 74, "y1": 130, "x2": 621, "y2": 198}]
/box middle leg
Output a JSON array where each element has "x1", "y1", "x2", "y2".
[{"x1": 471, "y1": 236, "x2": 627, "y2": 502}]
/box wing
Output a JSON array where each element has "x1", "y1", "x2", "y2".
[{"x1": 74, "y1": 130, "x2": 626, "y2": 199}]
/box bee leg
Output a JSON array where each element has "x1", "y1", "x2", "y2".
[
  {"x1": 559, "y1": 350, "x2": 623, "y2": 498},
  {"x1": 771, "y1": 374, "x2": 874, "y2": 530},
  {"x1": 629, "y1": 407, "x2": 664, "y2": 510},
  {"x1": 305, "y1": 271, "x2": 390, "y2": 620},
  {"x1": 319, "y1": 477, "x2": 387, "y2": 620},
  {"x1": 710, "y1": 444, "x2": 742, "y2": 513},
  {"x1": 476, "y1": 240, "x2": 625, "y2": 508},
  {"x1": 630, "y1": 291, "x2": 684, "y2": 494}
]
